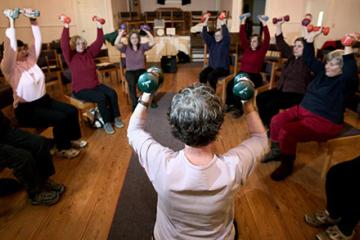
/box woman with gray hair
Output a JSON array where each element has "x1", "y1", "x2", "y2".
[
  {"x1": 127, "y1": 83, "x2": 268, "y2": 239},
  {"x1": 265, "y1": 29, "x2": 359, "y2": 181}
]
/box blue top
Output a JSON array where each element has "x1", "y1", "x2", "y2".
[
  {"x1": 301, "y1": 42, "x2": 359, "y2": 124},
  {"x1": 201, "y1": 25, "x2": 230, "y2": 70}
]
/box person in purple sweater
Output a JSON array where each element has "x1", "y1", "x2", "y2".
[
  {"x1": 265, "y1": 29, "x2": 359, "y2": 181},
  {"x1": 114, "y1": 28, "x2": 155, "y2": 111},
  {"x1": 199, "y1": 14, "x2": 230, "y2": 90},
  {"x1": 60, "y1": 16, "x2": 124, "y2": 135}
]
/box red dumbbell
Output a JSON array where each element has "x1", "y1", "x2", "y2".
[
  {"x1": 218, "y1": 11, "x2": 226, "y2": 20},
  {"x1": 301, "y1": 13, "x2": 312, "y2": 26},
  {"x1": 307, "y1": 24, "x2": 321, "y2": 32},
  {"x1": 92, "y1": 16, "x2": 105, "y2": 25},
  {"x1": 322, "y1": 26, "x2": 330, "y2": 36},
  {"x1": 200, "y1": 12, "x2": 211, "y2": 23},
  {"x1": 59, "y1": 14, "x2": 71, "y2": 24},
  {"x1": 272, "y1": 15, "x2": 290, "y2": 24},
  {"x1": 341, "y1": 32, "x2": 360, "y2": 46}
]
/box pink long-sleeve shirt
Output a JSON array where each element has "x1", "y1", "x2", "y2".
[
  {"x1": 60, "y1": 27, "x2": 104, "y2": 93},
  {"x1": 127, "y1": 111, "x2": 268, "y2": 239},
  {"x1": 1, "y1": 25, "x2": 45, "y2": 108}
]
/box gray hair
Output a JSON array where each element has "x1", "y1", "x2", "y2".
[
  {"x1": 168, "y1": 83, "x2": 225, "y2": 147},
  {"x1": 326, "y1": 49, "x2": 344, "y2": 68}
]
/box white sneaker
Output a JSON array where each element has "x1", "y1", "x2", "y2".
[
  {"x1": 114, "y1": 117, "x2": 124, "y2": 129},
  {"x1": 104, "y1": 123, "x2": 115, "y2": 135}
]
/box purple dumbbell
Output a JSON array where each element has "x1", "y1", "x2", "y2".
[
  {"x1": 119, "y1": 23, "x2": 126, "y2": 30},
  {"x1": 140, "y1": 24, "x2": 151, "y2": 32}
]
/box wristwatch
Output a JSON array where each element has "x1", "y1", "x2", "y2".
[{"x1": 138, "y1": 95, "x2": 150, "y2": 108}]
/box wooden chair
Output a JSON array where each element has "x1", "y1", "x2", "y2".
[
  {"x1": 95, "y1": 49, "x2": 120, "y2": 84},
  {"x1": 318, "y1": 105, "x2": 360, "y2": 178},
  {"x1": 64, "y1": 94, "x2": 96, "y2": 127}
]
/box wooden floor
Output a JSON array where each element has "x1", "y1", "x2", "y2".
[{"x1": 1, "y1": 63, "x2": 360, "y2": 240}]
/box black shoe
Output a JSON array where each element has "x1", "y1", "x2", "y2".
[
  {"x1": 261, "y1": 141, "x2": 281, "y2": 163},
  {"x1": 0, "y1": 178, "x2": 23, "y2": 197},
  {"x1": 270, "y1": 155, "x2": 295, "y2": 181}
]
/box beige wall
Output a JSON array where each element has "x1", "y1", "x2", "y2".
[{"x1": 140, "y1": 0, "x2": 219, "y2": 12}]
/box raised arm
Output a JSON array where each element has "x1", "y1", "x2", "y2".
[
  {"x1": 0, "y1": 16, "x2": 17, "y2": 77},
  {"x1": 221, "y1": 21, "x2": 230, "y2": 45},
  {"x1": 127, "y1": 92, "x2": 173, "y2": 181},
  {"x1": 60, "y1": 17, "x2": 72, "y2": 64},
  {"x1": 303, "y1": 29, "x2": 324, "y2": 74},
  {"x1": 114, "y1": 29, "x2": 126, "y2": 52},
  {"x1": 88, "y1": 21, "x2": 104, "y2": 58},
  {"x1": 29, "y1": 18, "x2": 42, "y2": 60},
  {"x1": 274, "y1": 20, "x2": 292, "y2": 58},
  {"x1": 258, "y1": 16, "x2": 270, "y2": 52},
  {"x1": 224, "y1": 97, "x2": 268, "y2": 182},
  {"x1": 144, "y1": 29, "x2": 155, "y2": 48}
]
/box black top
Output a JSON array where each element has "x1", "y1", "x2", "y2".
[{"x1": 301, "y1": 42, "x2": 359, "y2": 124}]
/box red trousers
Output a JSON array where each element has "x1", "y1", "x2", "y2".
[{"x1": 270, "y1": 105, "x2": 343, "y2": 155}]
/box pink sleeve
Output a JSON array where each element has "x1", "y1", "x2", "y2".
[{"x1": 127, "y1": 115, "x2": 175, "y2": 181}]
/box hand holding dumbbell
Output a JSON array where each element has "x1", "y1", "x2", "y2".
[
  {"x1": 233, "y1": 73, "x2": 255, "y2": 101},
  {"x1": 257, "y1": 15, "x2": 269, "y2": 25},
  {"x1": 239, "y1": 12, "x2": 251, "y2": 21},
  {"x1": 341, "y1": 32, "x2": 360, "y2": 47},
  {"x1": 218, "y1": 11, "x2": 226, "y2": 20},
  {"x1": 301, "y1": 13, "x2": 312, "y2": 26},
  {"x1": 138, "y1": 66, "x2": 164, "y2": 93},
  {"x1": 140, "y1": 24, "x2": 151, "y2": 32},
  {"x1": 272, "y1": 15, "x2": 290, "y2": 24},
  {"x1": 59, "y1": 14, "x2": 71, "y2": 24},
  {"x1": 21, "y1": 8, "x2": 40, "y2": 19},
  {"x1": 200, "y1": 12, "x2": 211, "y2": 23},
  {"x1": 3, "y1": 8, "x2": 21, "y2": 20},
  {"x1": 92, "y1": 16, "x2": 105, "y2": 25}
]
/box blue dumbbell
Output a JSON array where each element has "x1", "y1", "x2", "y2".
[{"x1": 239, "y1": 12, "x2": 251, "y2": 21}]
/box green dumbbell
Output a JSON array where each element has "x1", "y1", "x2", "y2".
[
  {"x1": 147, "y1": 66, "x2": 164, "y2": 86},
  {"x1": 233, "y1": 73, "x2": 255, "y2": 101},
  {"x1": 138, "y1": 72, "x2": 159, "y2": 93}
]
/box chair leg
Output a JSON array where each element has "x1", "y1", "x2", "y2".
[{"x1": 320, "y1": 142, "x2": 333, "y2": 179}]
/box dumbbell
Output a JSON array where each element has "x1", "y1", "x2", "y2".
[
  {"x1": 239, "y1": 12, "x2": 251, "y2": 21},
  {"x1": 3, "y1": 8, "x2": 21, "y2": 19},
  {"x1": 140, "y1": 24, "x2": 151, "y2": 32},
  {"x1": 233, "y1": 73, "x2": 255, "y2": 101},
  {"x1": 20, "y1": 8, "x2": 40, "y2": 18},
  {"x1": 341, "y1": 32, "x2": 360, "y2": 47},
  {"x1": 138, "y1": 67, "x2": 164, "y2": 93},
  {"x1": 119, "y1": 23, "x2": 126, "y2": 30},
  {"x1": 218, "y1": 11, "x2": 226, "y2": 20},
  {"x1": 59, "y1": 14, "x2": 71, "y2": 24},
  {"x1": 258, "y1": 15, "x2": 269, "y2": 21},
  {"x1": 307, "y1": 25, "x2": 330, "y2": 35},
  {"x1": 92, "y1": 16, "x2": 105, "y2": 25},
  {"x1": 301, "y1": 13, "x2": 312, "y2": 26},
  {"x1": 272, "y1": 15, "x2": 290, "y2": 24},
  {"x1": 201, "y1": 12, "x2": 211, "y2": 23}
]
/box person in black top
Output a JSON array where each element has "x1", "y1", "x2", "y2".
[
  {"x1": 265, "y1": 29, "x2": 359, "y2": 181},
  {"x1": 0, "y1": 110, "x2": 65, "y2": 205}
]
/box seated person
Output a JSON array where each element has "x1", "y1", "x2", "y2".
[
  {"x1": 256, "y1": 18, "x2": 312, "y2": 129},
  {"x1": 127, "y1": 83, "x2": 268, "y2": 239},
  {"x1": 1, "y1": 9, "x2": 86, "y2": 159},
  {"x1": 60, "y1": 15, "x2": 124, "y2": 135},
  {"x1": 265, "y1": 30, "x2": 359, "y2": 181},
  {"x1": 114, "y1": 27, "x2": 155, "y2": 111},
  {"x1": 199, "y1": 14, "x2": 230, "y2": 90},
  {"x1": 226, "y1": 14, "x2": 270, "y2": 117},
  {"x1": 0, "y1": 110, "x2": 64, "y2": 205},
  {"x1": 305, "y1": 155, "x2": 360, "y2": 240}
]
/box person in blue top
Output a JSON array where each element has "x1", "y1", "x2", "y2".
[
  {"x1": 265, "y1": 29, "x2": 359, "y2": 181},
  {"x1": 199, "y1": 14, "x2": 230, "y2": 90}
]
